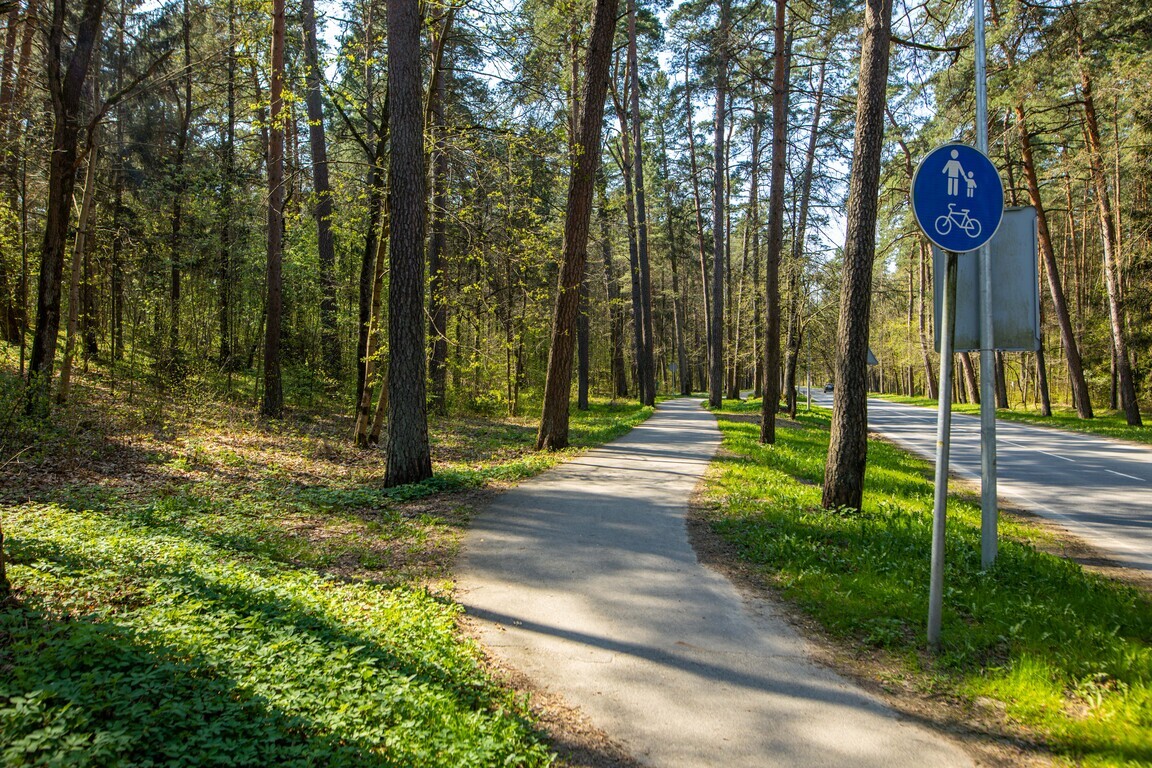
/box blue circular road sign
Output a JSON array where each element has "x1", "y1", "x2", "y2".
[{"x1": 912, "y1": 143, "x2": 1004, "y2": 253}]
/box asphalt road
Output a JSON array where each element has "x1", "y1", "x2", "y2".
[
  {"x1": 806, "y1": 389, "x2": 1152, "y2": 571},
  {"x1": 459, "y1": 398, "x2": 971, "y2": 768}
]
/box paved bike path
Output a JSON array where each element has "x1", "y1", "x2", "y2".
[{"x1": 459, "y1": 398, "x2": 971, "y2": 767}]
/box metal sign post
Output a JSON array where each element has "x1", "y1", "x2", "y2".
[
  {"x1": 928, "y1": 250, "x2": 958, "y2": 649},
  {"x1": 973, "y1": 0, "x2": 997, "y2": 570},
  {"x1": 913, "y1": 140, "x2": 1003, "y2": 648}
]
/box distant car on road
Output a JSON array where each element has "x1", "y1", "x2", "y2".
[{"x1": 823, "y1": 382, "x2": 834, "y2": 393}]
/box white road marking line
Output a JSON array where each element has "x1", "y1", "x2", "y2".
[
  {"x1": 1038, "y1": 450, "x2": 1075, "y2": 462},
  {"x1": 1106, "y1": 469, "x2": 1145, "y2": 482}
]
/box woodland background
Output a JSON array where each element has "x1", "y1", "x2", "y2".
[{"x1": 1, "y1": 0, "x2": 1150, "y2": 450}]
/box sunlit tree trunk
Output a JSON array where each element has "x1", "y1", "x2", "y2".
[
  {"x1": 262, "y1": 0, "x2": 286, "y2": 418},
  {"x1": 537, "y1": 0, "x2": 619, "y2": 450},
  {"x1": 1076, "y1": 30, "x2": 1140, "y2": 426},
  {"x1": 760, "y1": 2, "x2": 789, "y2": 443},
  {"x1": 426, "y1": 8, "x2": 454, "y2": 414},
  {"x1": 709, "y1": 0, "x2": 730, "y2": 409},
  {"x1": 27, "y1": 0, "x2": 106, "y2": 415},
  {"x1": 302, "y1": 0, "x2": 340, "y2": 377},
  {"x1": 822, "y1": 0, "x2": 892, "y2": 511}
]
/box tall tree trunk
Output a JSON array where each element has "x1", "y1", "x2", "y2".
[
  {"x1": 57, "y1": 139, "x2": 99, "y2": 404},
  {"x1": 709, "y1": 0, "x2": 730, "y2": 409},
  {"x1": 785, "y1": 50, "x2": 821, "y2": 417},
  {"x1": 821, "y1": 0, "x2": 892, "y2": 511},
  {"x1": 383, "y1": 0, "x2": 433, "y2": 483},
  {"x1": 302, "y1": 0, "x2": 340, "y2": 376},
  {"x1": 0, "y1": 0, "x2": 33, "y2": 343},
  {"x1": 1076, "y1": 32, "x2": 1141, "y2": 426},
  {"x1": 598, "y1": 172, "x2": 628, "y2": 398},
  {"x1": 1015, "y1": 107, "x2": 1091, "y2": 417},
  {"x1": 995, "y1": 350, "x2": 1008, "y2": 408},
  {"x1": 615, "y1": 131, "x2": 646, "y2": 402},
  {"x1": 684, "y1": 47, "x2": 712, "y2": 372},
  {"x1": 355, "y1": 219, "x2": 388, "y2": 446},
  {"x1": 577, "y1": 278, "x2": 590, "y2": 409},
  {"x1": 960, "y1": 352, "x2": 980, "y2": 404},
  {"x1": 918, "y1": 241, "x2": 937, "y2": 398},
  {"x1": 168, "y1": 0, "x2": 193, "y2": 372},
  {"x1": 760, "y1": 1, "x2": 789, "y2": 443},
  {"x1": 426, "y1": 9, "x2": 453, "y2": 414},
  {"x1": 355, "y1": 8, "x2": 384, "y2": 407},
  {"x1": 628, "y1": 0, "x2": 655, "y2": 405},
  {"x1": 26, "y1": 0, "x2": 106, "y2": 416},
  {"x1": 262, "y1": 0, "x2": 286, "y2": 418},
  {"x1": 655, "y1": 106, "x2": 690, "y2": 396},
  {"x1": 536, "y1": 0, "x2": 619, "y2": 450},
  {"x1": 218, "y1": 0, "x2": 236, "y2": 367}
]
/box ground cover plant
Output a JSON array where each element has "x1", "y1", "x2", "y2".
[
  {"x1": 701, "y1": 398, "x2": 1152, "y2": 767},
  {"x1": 872, "y1": 393, "x2": 1152, "y2": 446},
  {"x1": 0, "y1": 368, "x2": 651, "y2": 766}
]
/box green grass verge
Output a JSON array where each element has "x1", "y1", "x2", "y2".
[
  {"x1": 1, "y1": 396, "x2": 652, "y2": 766},
  {"x1": 704, "y1": 398, "x2": 1152, "y2": 767},
  {"x1": 872, "y1": 393, "x2": 1152, "y2": 446}
]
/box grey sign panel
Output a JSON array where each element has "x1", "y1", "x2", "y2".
[{"x1": 933, "y1": 206, "x2": 1040, "y2": 353}]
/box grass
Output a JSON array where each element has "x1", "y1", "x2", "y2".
[
  {"x1": 872, "y1": 392, "x2": 1152, "y2": 446},
  {"x1": 1, "y1": 363, "x2": 652, "y2": 766},
  {"x1": 702, "y1": 397, "x2": 1152, "y2": 767}
]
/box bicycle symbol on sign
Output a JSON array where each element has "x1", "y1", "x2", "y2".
[{"x1": 934, "y1": 203, "x2": 982, "y2": 240}]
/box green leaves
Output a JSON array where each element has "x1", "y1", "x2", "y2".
[
  {"x1": 705, "y1": 402, "x2": 1152, "y2": 766},
  {"x1": 0, "y1": 505, "x2": 552, "y2": 767}
]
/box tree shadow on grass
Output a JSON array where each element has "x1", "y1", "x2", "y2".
[{"x1": 1, "y1": 515, "x2": 548, "y2": 768}]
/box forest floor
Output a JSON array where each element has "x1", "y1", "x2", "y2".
[
  {"x1": 4, "y1": 360, "x2": 1149, "y2": 767},
  {"x1": 0, "y1": 359, "x2": 650, "y2": 766}
]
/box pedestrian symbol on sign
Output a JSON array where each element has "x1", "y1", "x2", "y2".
[{"x1": 912, "y1": 143, "x2": 1004, "y2": 253}]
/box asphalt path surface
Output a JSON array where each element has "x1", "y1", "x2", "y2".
[
  {"x1": 806, "y1": 389, "x2": 1152, "y2": 571},
  {"x1": 459, "y1": 398, "x2": 971, "y2": 768}
]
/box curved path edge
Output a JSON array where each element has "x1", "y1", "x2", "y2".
[{"x1": 458, "y1": 397, "x2": 972, "y2": 767}]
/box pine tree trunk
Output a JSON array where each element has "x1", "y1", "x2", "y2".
[
  {"x1": 709, "y1": 0, "x2": 729, "y2": 409},
  {"x1": 57, "y1": 141, "x2": 99, "y2": 405},
  {"x1": 684, "y1": 48, "x2": 712, "y2": 373},
  {"x1": 383, "y1": 0, "x2": 433, "y2": 483},
  {"x1": 821, "y1": 0, "x2": 892, "y2": 511},
  {"x1": 628, "y1": 0, "x2": 655, "y2": 405},
  {"x1": 598, "y1": 173, "x2": 629, "y2": 398},
  {"x1": 262, "y1": 0, "x2": 285, "y2": 418},
  {"x1": 1015, "y1": 106, "x2": 1092, "y2": 418},
  {"x1": 1077, "y1": 37, "x2": 1141, "y2": 426},
  {"x1": 536, "y1": 0, "x2": 619, "y2": 450},
  {"x1": 426, "y1": 10, "x2": 454, "y2": 414},
  {"x1": 26, "y1": 0, "x2": 105, "y2": 416},
  {"x1": 760, "y1": 3, "x2": 789, "y2": 443},
  {"x1": 302, "y1": 0, "x2": 340, "y2": 377}
]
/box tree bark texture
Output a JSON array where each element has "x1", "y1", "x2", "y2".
[
  {"x1": 628, "y1": 0, "x2": 655, "y2": 405},
  {"x1": 1015, "y1": 105, "x2": 1092, "y2": 418},
  {"x1": 536, "y1": 0, "x2": 619, "y2": 450},
  {"x1": 426, "y1": 10, "x2": 453, "y2": 415},
  {"x1": 709, "y1": 0, "x2": 729, "y2": 409},
  {"x1": 1077, "y1": 40, "x2": 1141, "y2": 426},
  {"x1": 27, "y1": 0, "x2": 105, "y2": 415},
  {"x1": 384, "y1": 0, "x2": 433, "y2": 483},
  {"x1": 821, "y1": 0, "x2": 892, "y2": 511},
  {"x1": 262, "y1": 0, "x2": 285, "y2": 418},
  {"x1": 302, "y1": 0, "x2": 340, "y2": 376},
  {"x1": 760, "y1": 3, "x2": 789, "y2": 444}
]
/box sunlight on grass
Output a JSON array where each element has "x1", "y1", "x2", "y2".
[
  {"x1": 703, "y1": 400, "x2": 1152, "y2": 767},
  {"x1": 1, "y1": 384, "x2": 650, "y2": 766}
]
